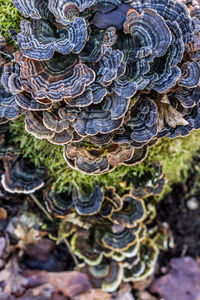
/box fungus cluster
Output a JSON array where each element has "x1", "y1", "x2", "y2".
[
  {"x1": 0, "y1": 117, "x2": 166, "y2": 291},
  {"x1": 0, "y1": 124, "x2": 47, "y2": 194},
  {"x1": 0, "y1": 0, "x2": 200, "y2": 174},
  {"x1": 43, "y1": 170, "x2": 166, "y2": 292}
]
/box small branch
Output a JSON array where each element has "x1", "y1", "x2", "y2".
[
  {"x1": 63, "y1": 237, "x2": 79, "y2": 268},
  {"x1": 29, "y1": 193, "x2": 53, "y2": 222}
]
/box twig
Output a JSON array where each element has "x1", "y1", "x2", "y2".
[
  {"x1": 63, "y1": 237, "x2": 79, "y2": 268},
  {"x1": 29, "y1": 193, "x2": 53, "y2": 222}
]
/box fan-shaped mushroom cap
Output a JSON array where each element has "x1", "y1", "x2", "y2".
[
  {"x1": 1, "y1": 158, "x2": 47, "y2": 194},
  {"x1": 124, "y1": 9, "x2": 171, "y2": 62},
  {"x1": 48, "y1": 129, "x2": 74, "y2": 145},
  {"x1": 0, "y1": 65, "x2": 24, "y2": 121},
  {"x1": 65, "y1": 83, "x2": 107, "y2": 107},
  {"x1": 65, "y1": 154, "x2": 110, "y2": 174},
  {"x1": 123, "y1": 146, "x2": 148, "y2": 166},
  {"x1": 17, "y1": 18, "x2": 87, "y2": 60},
  {"x1": 0, "y1": 94, "x2": 24, "y2": 120},
  {"x1": 0, "y1": 146, "x2": 20, "y2": 162},
  {"x1": 124, "y1": 0, "x2": 193, "y2": 43},
  {"x1": 107, "y1": 146, "x2": 134, "y2": 167},
  {"x1": 48, "y1": 0, "x2": 95, "y2": 25},
  {"x1": 123, "y1": 238, "x2": 159, "y2": 282},
  {"x1": 96, "y1": 48, "x2": 125, "y2": 86},
  {"x1": 86, "y1": 260, "x2": 124, "y2": 292},
  {"x1": 12, "y1": 0, "x2": 43, "y2": 19},
  {"x1": 100, "y1": 225, "x2": 139, "y2": 252},
  {"x1": 88, "y1": 132, "x2": 114, "y2": 146},
  {"x1": 128, "y1": 98, "x2": 158, "y2": 143},
  {"x1": 132, "y1": 164, "x2": 166, "y2": 199},
  {"x1": 175, "y1": 86, "x2": 200, "y2": 108},
  {"x1": 100, "y1": 186, "x2": 123, "y2": 218},
  {"x1": 25, "y1": 111, "x2": 54, "y2": 139},
  {"x1": 71, "y1": 231, "x2": 103, "y2": 266},
  {"x1": 74, "y1": 94, "x2": 129, "y2": 136},
  {"x1": 79, "y1": 28, "x2": 107, "y2": 63},
  {"x1": 109, "y1": 195, "x2": 146, "y2": 228},
  {"x1": 1, "y1": 62, "x2": 22, "y2": 95},
  {"x1": 43, "y1": 111, "x2": 71, "y2": 133},
  {"x1": 15, "y1": 52, "x2": 95, "y2": 101},
  {"x1": 64, "y1": 143, "x2": 143, "y2": 174},
  {"x1": 15, "y1": 92, "x2": 52, "y2": 111},
  {"x1": 44, "y1": 188, "x2": 73, "y2": 218},
  {"x1": 179, "y1": 61, "x2": 200, "y2": 88},
  {"x1": 64, "y1": 144, "x2": 111, "y2": 174},
  {"x1": 72, "y1": 185, "x2": 103, "y2": 215}
]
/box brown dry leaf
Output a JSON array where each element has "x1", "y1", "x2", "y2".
[
  {"x1": 73, "y1": 288, "x2": 111, "y2": 300},
  {"x1": 23, "y1": 238, "x2": 56, "y2": 262},
  {"x1": 113, "y1": 284, "x2": 135, "y2": 300},
  {"x1": 133, "y1": 276, "x2": 154, "y2": 291},
  {"x1": 22, "y1": 270, "x2": 92, "y2": 298},
  {"x1": 15, "y1": 224, "x2": 41, "y2": 251},
  {"x1": 136, "y1": 291, "x2": 158, "y2": 300},
  {"x1": 164, "y1": 105, "x2": 189, "y2": 128},
  {"x1": 150, "y1": 256, "x2": 200, "y2": 300},
  {"x1": 18, "y1": 283, "x2": 69, "y2": 300},
  {"x1": 157, "y1": 95, "x2": 189, "y2": 131},
  {"x1": 0, "y1": 255, "x2": 28, "y2": 296}
]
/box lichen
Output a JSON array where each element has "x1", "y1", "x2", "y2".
[{"x1": 9, "y1": 116, "x2": 200, "y2": 197}]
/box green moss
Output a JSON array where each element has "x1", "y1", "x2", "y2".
[
  {"x1": 0, "y1": 0, "x2": 22, "y2": 43},
  {"x1": 9, "y1": 116, "x2": 200, "y2": 196}
]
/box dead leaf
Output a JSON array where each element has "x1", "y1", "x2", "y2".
[
  {"x1": 18, "y1": 283, "x2": 69, "y2": 300},
  {"x1": 136, "y1": 291, "x2": 158, "y2": 300},
  {"x1": 150, "y1": 257, "x2": 200, "y2": 300},
  {"x1": 157, "y1": 95, "x2": 189, "y2": 131},
  {"x1": 73, "y1": 289, "x2": 111, "y2": 300},
  {"x1": 113, "y1": 284, "x2": 135, "y2": 300},
  {"x1": 133, "y1": 276, "x2": 154, "y2": 291},
  {"x1": 15, "y1": 224, "x2": 41, "y2": 252},
  {"x1": 0, "y1": 255, "x2": 28, "y2": 296},
  {"x1": 22, "y1": 270, "x2": 92, "y2": 298},
  {"x1": 23, "y1": 239, "x2": 56, "y2": 262}
]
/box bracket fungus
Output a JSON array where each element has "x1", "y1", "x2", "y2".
[
  {"x1": 0, "y1": 128, "x2": 47, "y2": 194},
  {"x1": 42, "y1": 168, "x2": 166, "y2": 292},
  {"x1": 1, "y1": 158, "x2": 47, "y2": 194},
  {"x1": 1, "y1": 0, "x2": 199, "y2": 174}
]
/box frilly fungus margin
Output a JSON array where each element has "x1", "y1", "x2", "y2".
[
  {"x1": 0, "y1": 0, "x2": 200, "y2": 195},
  {"x1": 1, "y1": 0, "x2": 200, "y2": 176},
  {"x1": 1, "y1": 0, "x2": 200, "y2": 293},
  {"x1": 10, "y1": 116, "x2": 200, "y2": 197}
]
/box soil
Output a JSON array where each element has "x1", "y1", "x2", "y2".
[{"x1": 157, "y1": 182, "x2": 200, "y2": 258}]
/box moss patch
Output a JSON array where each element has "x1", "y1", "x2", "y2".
[
  {"x1": 0, "y1": 0, "x2": 22, "y2": 43},
  {"x1": 10, "y1": 116, "x2": 200, "y2": 196}
]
